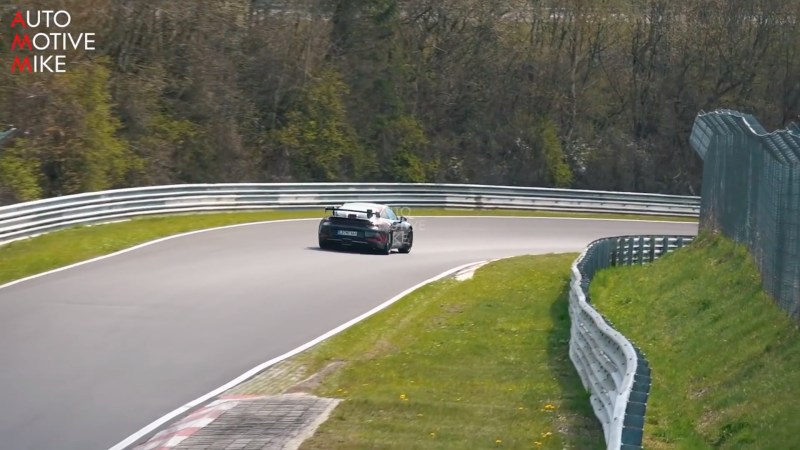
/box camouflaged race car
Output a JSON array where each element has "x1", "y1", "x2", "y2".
[{"x1": 317, "y1": 202, "x2": 413, "y2": 254}]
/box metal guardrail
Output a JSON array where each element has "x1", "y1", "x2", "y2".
[
  {"x1": 569, "y1": 235, "x2": 693, "y2": 450},
  {"x1": 0, "y1": 127, "x2": 15, "y2": 145},
  {"x1": 0, "y1": 183, "x2": 699, "y2": 245}
]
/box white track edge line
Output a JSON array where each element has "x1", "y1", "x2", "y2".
[
  {"x1": 0, "y1": 218, "x2": 318, "y2": 291},
  {"x1": 108, "y1": 259, "x2": 487, "y2": 450},
  {"x1": 0, "y1": 215, "x2": 694, "y2": 292}
]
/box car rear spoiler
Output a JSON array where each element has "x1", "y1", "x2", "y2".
[{"x1": 325, "y1": 206, "x2": 376, "y2": 218}]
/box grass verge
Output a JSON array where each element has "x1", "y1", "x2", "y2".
[
  {"x1": 0, "y1": 211, "x2": 319, "y2": 285},
  {"x1": 0, "y1": 208, "x2": 693, "y2": 287},
  {"x1": 237, "y1": 255, "x2": 604, "y2": 449},
  {"x1": 590, "y1": 233, "x2": 800, "y2": 449}
]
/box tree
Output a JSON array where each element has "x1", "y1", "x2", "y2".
[
  {"x1": 0, "y1": 139, "x2": 42, "y2": 203},
  {"x1": 539, "y1": 118, "x2": 573, "y2": 187},
  {"x1": 273, "y1": 69, "x2": 370, "y2": 180},
  {"x1": 383, "y1": 115, "x2": 435, "y2": 182}
]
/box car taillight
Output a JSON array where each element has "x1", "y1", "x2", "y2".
[{"x1": 366, "y1": 231, "x2": 387, "y2": 242}]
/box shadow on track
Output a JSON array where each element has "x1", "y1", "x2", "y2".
[{"x1": 303, "y1": 246, "x2": 391, "y2": 255}]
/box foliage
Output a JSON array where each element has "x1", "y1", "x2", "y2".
[
  {"x1": 112, "y1": 65, "x2": 199, "y2": 185},
  {"x1": 0, "y1": 57, "x2": 137, "y2": 197},
  {"x1": 0, "y1": 139, "x2": 42, "y2": 202},
  {"x1": 273, "y1": 69, "x2": 367, "y2": 181},
  {"x1": 2, "y1": 0, "x2": 799, "y2": 203},
  {"x1": 61, "y1": 60, "x2": 138, "y2": 193},
  {"x1": 538, "y1": 119, "x2": 574, "y2": 188},
  {"x1": 383, "y1": 115, "x2": 436, "y2": 182}
]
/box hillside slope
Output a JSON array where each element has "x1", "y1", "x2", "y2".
[{"x1": 591, "y1": 234, "x2": 800, "y2": 449}]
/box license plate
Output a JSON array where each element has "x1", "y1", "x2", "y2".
[{"x1": 337, "y1": 230, "x2": 358, "y2": 237}]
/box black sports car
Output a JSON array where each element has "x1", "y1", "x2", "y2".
[{"x1": 318, "y1": 202, "x2": 413, "y2": 254}]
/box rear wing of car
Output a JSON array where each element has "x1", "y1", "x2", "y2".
[{"x1": 325, "y1": 206, "x2": 377, "y2": 219}]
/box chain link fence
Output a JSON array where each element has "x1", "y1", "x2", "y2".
[{"x1": 690, "y1": 109, "x2": 800, "y2": 319}]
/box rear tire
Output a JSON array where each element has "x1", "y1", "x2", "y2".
[
  {"x1": 319, "y1": 237, "x2": 332, "y2": 250},
  {"x1": 398, "y1": 230, "x2": 413, "y2": 254},
  {"x1": 380, "y1": 232, "x2": 392, "y2": 255}
]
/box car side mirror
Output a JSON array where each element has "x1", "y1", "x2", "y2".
[{"x1": 400, "y1": 216, "x2": 407, "y2": 222}]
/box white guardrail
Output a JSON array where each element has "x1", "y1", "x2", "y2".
[
  {"x1": 0, "y1": 182, "x2": 698, "y2": 245},
  {"x1": 570, "y1": 236, "x2": 693, "y2": 450}
]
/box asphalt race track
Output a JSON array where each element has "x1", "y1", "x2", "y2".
[{"x1": 0, "y1": 216, "x2": 697, "y2": 450}]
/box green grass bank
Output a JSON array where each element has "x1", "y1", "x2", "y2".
[{"x1": 590, "y1": 233, "x2": 800, "y2": 449}]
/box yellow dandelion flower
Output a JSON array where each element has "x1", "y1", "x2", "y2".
[
  {"x1": 534, "y1": 441, "x2": 542, "y2": 446},
  {"x1": 429, "y1": 432, "x2": 436, "y2": 438},
  {"x1": 400, "y1": 394, "x2": 408, "y2": 401},
  {"x1": 541, "y1": 431, "x2": 553, "y2": 438},
  {"x1": 495, "y1": 439, "x2": 502, "y2": 445}
]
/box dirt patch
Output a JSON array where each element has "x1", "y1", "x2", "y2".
[
  {"x1": 228, "y1": 359, "x2": 309, "y2": 395},
  {"x1": 697, "y1": 407, "x2": 721, "y2": 434},
  {"x1": 428, "y1": 315, "x2": 447, "y2": 328},
  {"x1": 443, "y1": 303, "x2": 466, "y2": 314},
  {"x1": 285, "y1": 360, "x2": 347, "y2": 394},
  {"x1": 362, "y1": 338, "x2": 399, "y2": 360},
  {"x1": 689, "y1": 386, "x2": 709, "y2": 399},
  {"x1": 552, "y1": 411, "x2": 605, "y2": 448}
]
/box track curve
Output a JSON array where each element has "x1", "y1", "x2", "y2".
[{"x1": 0, "y1": 216, "x2": 697, "y2": 450}]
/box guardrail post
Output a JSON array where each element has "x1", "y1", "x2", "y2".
[
  {"x1": 637, "y1": 238, "x2": 644, "y2": 265},
  {"x1": 628, "y1": 238, "x2": 635, "y2": 265}
]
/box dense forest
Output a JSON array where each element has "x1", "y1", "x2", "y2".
[{"x1": 1, "y1": 0, "x2": 798, "y2": 204}]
